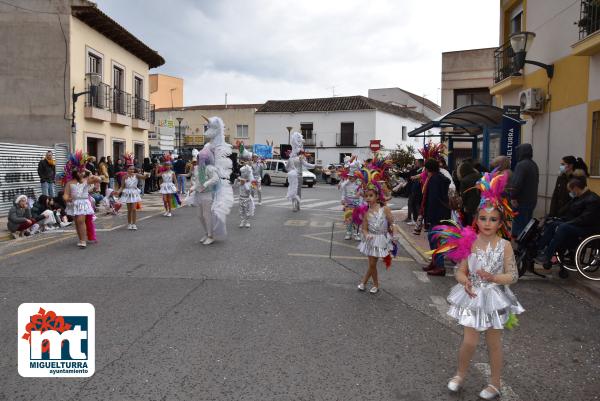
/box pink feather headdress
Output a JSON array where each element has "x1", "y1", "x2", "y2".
[{"x1": 429, "y1": 220, "x2": 477, "y2": 262}]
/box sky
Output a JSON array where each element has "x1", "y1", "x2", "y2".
[{"x1": 97, "y1": 0, "x2": 499, "y2": 107}]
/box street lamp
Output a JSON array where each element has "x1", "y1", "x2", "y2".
[
  {"x1": 509, "y1": 31, "x2": 554, "y2": 78},
  {"x1": 176, "y1": 117, "x2": 184, "y2": 155},
  {"x1": 286, "y1": 126, "x2": 293, "y2": 145}
]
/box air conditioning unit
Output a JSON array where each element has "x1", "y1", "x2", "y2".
[{"x1": 519, "y1": 88, "x2": 543, "y2": 113}]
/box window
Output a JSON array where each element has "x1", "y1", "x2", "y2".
[
  {"x1": 113, "y1": 66, "x2": 123, "y2": 90},
  {"x1": 402, "y1": 126, "x2": 407, "y2": 141},
  {"x1": 236, "y1": 124, "x2": 249, "y2": 138},
  {"x1": 88, "y1": 53, "x2": 101, "y2": 74},
  {"x1": 454, "y1": 88, "x2": 493, "y2": 109},
  {"x1": 112, "y1": 66, "x2": 125, "y2": 114},
  {"x1": 301, "y1": 123, "x2": 314, "y2": 145},
  {"x1": 510, "y1": 3, "x2": 523, "y2": 35},
  {"x1": 277, "y1": 162, "x2": 287, "y2": 172},
  {"x1": 134, "y1": 77, "x2": 143, "y2": 98},
  {"x1": 592, "y1": 111, "x2": 600, "y2": 176}
]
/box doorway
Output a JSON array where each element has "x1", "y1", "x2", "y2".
[
  {"x1": 134, "y1": 143, "x2": 144, "y2": 165},
  {"x1": 113, "y1": 141, "x2": 125, "y2": 162},
  {"x1": 86, "y1": 137, "x2": 104, "y2": 159},
  {"x1": 340, "y1": 122, "x2": 355, "y2": 146}
]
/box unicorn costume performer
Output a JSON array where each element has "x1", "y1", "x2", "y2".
[
  {"x1": 192, "y1": 116, "x2": 234, "y2": 245},
  {"x1": 286, "y1": 131, "x2": 315, "y2": 211}
]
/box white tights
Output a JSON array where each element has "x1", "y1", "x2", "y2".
[{"x1": 197, "y1": 198, "x2": 213, "y2": 238}]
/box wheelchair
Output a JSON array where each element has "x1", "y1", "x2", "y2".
[{"x1": 515, "y1": 218, "x2": 600, "y2": 281}]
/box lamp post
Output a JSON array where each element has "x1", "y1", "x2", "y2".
[
  {"x1": 286, "y1": 126, "x2": 293, "y2": 145},
  {"x1": 176, "y1": 117, "x2": 184, "y2": 156},
  {"x1": 509, "y1": 31, "x2": 554, "y2": 78}
]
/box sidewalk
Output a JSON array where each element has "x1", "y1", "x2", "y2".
[
  {"x1": 391, "y1": 208, "x2": 600, "y2": 303},
  {"x1": 0, "y1": 192, "x2": 166, "y2": 244}
]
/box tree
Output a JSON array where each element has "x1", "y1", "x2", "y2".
[{"x1": 389, "y1": 144, "x2": 416, "y2": 170}]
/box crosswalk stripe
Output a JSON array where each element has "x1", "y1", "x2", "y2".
[
  {"x1": 327, "y1": 205, "x2": 344, "y2": 211},
  {"x1": 257, "y1": 197, "x2": 289, "y2": 204},
  {"x1": 302, "y1": 200, "x2": 342, "y2": 209},
  {"x1": 270, "y1": 198, "x2": 319, "y2": 206}
]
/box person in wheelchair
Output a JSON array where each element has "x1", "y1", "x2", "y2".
[{"x1": 535, "y1": 176, "x2": 600, "y2": 268}]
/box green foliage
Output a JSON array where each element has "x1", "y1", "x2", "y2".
[{"x1": 389, "y1": 144, "x2": 417, "y2": 170}]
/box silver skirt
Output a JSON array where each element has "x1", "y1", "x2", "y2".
[
  {"x1": 120, "y1": 188, "x2": 142, "y2": 204},
  {"x1": 447, "y1": 283, "x2": 524, "y2": 331},
  {"x1": 358, "y1": 233, "x2": 392, "y2": 258}
]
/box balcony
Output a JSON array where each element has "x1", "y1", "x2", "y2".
[
  {"x1": 84, "y1": 78, "x2": 111, "y2": 122},
  {"x1": 572, "y1": 0, "x2": 600, "y2": 56},
  {"x1": 111, "y1": 88, "x2": 131, "y2": 126},
  {"x1": 490, "y1": 40, "x2": 524, "y2": 95},
  {"x1": 304, "y1": 134, "x2": 316, "y2": 147},
  {"x1": 336, "y1": 132, "x2": 357, "y2": 147},
  {"x1": 132, "y1": 97, "x2": 153, "y2": 130}
]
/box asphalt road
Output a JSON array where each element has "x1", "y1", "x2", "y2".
[{"x1": 0, "y1": 183, "x2": 599, "y2": 401}]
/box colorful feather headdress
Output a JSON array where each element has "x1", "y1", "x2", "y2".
[
  {"x1": 419, "y1": 141, "x2": 446, "y2": 161},
  {"x1": 354, "y1": 167, "x2": 387, "y2": 203},
  {"x1": 61, "y1": 150, "x2": 89, "y2": 184},
  {"x1": 124, "y1": 152, "x2": 134, "y2": 167},
  {"x1": 429, "y1": 220, "x2": 477, "y2": 262},
  {"x1": 473, "y1": 168, "x2": 515, "y2": 238}
]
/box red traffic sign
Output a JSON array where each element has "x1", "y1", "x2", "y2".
[{"x1": 369, "y1": 140, "x2": 381, "y2": 152}]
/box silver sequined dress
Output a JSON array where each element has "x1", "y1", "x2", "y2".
[
  {"x1": 447, "y1": 240, "x2": 524, "y2": 331},
  {"x1": 358, "y1": 208, "x2": 393, "y2": 257},
  {"x1": 66, "y1": 181, "x2": 94, "y2": 216},
  {"x1": 120, "y1": 176, "x2": 142, "y2": 204},
  {"x1": 160, "y1": 172, "x2": 177, "y2": 194}
]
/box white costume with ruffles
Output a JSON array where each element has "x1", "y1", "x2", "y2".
[
  {"x1": 120, "y1": 176, "x2": 142, "y2": 204},
  {"x1": 358, "y1": 208, "x2": 393, "y2": 257},
  {"x1": 447, "y1": 240, "x2": 524, "y2": 331},
  {"x1": 160, "y1": 172, "x2": 177, "y2": 194},
  {"x1": 286, "y1": 131, "x2": 314, "y2": 211},
  {"x1": 66, "y1": 181, "x2": 94, "y2": 216}
]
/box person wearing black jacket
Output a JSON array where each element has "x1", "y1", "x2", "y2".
[
  {"x1": 37, "y1": 151, "x2": 56, "y2": 197},
  {"x1": 536, "y1": 176, "x2": 600, "y2": 266},
  {"x1": 421, "y1": 158, "x2": 451, "y2": 276},
  {"x1": 509, "y1": 143, "x2": 539, "y2": 238},
  {"x1": 457, "y1": 160, "x2": 482, "y2": 226}
]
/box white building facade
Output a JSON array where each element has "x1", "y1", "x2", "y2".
[{"x1": 255, "y1": 96, "x2": 430, "y2": 166}]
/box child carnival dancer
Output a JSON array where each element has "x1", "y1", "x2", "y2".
[
  {"x1": 192, "y1": 115, "x2": 234, "y2": 245},
  {"x1": 159, "y1": 155, "x2": 179, "y2": 217},
  {"x1": 340, "y1": 156, "x2": 362, "y2": 240},
  {"x1": 115, "y1": 153, "x2": 146, "y2": 230},
  {"x1": 430, "y1": 169, "x2": 524, "y2": 400},
  {"x1": 353, "y1": 167, "x2": 398, "y2": 294},
  {"x1": 62, "y1": 151, "x2": 101, "y2": 248},
  {"x1": 251, "y1": 154, "x2": 264, "y2": 205},
  {"x1": 236, "y1": 145, "x2": 256, "y2": 228},
  {"x1": 286, "y1": 131, "x2": 315, "y2": 212}
]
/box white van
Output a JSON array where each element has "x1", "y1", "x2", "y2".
[{"x1": 261, "y1": 159, "x2": 316, "y2": 188}]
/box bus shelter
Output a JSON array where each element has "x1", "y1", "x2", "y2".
[{"x1": 407, "y1": 104, "x2": 524, "y2": 171}]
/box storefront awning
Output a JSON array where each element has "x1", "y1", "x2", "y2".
[{"x1": 408, "y1": 104, "x2": 522, "y2": 137}]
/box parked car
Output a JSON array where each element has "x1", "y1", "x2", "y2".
[
  {"x1": 262, "y1": 159, "x2": 316, "y2": 188},
  {"x1": 322, "y1": 164, "x2": 342, "y2": 184}
]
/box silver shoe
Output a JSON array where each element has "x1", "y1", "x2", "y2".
[
  {"x1": 479, "y1": 384, "x2": 501, "y2": 400},
  {"x1": 447, "y1": 376, "x2": 463, "y2": 393}
]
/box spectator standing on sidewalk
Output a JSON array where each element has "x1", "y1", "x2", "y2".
[
  {"x1": 86, "y1": 156, "x2": 97, "y2": 175},
  {"x1": 457, "y1": 160, "x2": 482, "y2": 226},
  {"x1": 403, "y1": 158, "x2": 423, "y2": 225},
  {"x1": 143, "y1": 157, "x2": 153, "y2": 194},
  {"x1": 114, "y1": 158, "x2": 125, "y2": 187},
  {"x1": 98, "y1": 157, "x2": 110, "y2": 196},
  {"x1": 107, "y1": 156, "x2": 115, "y2": 189},
  {"x1": 421, "y1": 158, "x2": 451, "y2": 276},
  {"x1": 509, "y1": 143, "x2": 539, "y2": 238},
  {"x1": 173, "y1": 155, "x2": 187, "y2": 194},
  {"x1": 37, "y1": 151, "x2": 56, "y2": 198}
]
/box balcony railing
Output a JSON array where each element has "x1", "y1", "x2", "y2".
[
  {"x1": 133, "y1": 97, "x2": 153, "y2": 121},
  {"x1": 336, "y1": 132, "x2": 357, "y2": 147},
  {"x1": 304, "y1": 135, "x2": 316, "y2": 146},
  {"x1": 112, "y1": 88, "x2": 131, "y2": 116},
  {"x1": 85, "y1": 82, "x2": 110, "y2": 110},
  {"x1": 150, "y1": 104, "x2": 155, "y2": 124},
  {"x1": 493, "y1": 40, "x2": 518, "y2": 83},
  {"x1": 579, "y1": 0, "x2": 600, "y2": 40}
]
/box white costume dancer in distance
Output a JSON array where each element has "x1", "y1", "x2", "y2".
[
  {"x1": 286, "y1": 131, "x2": 315, "y2": 211},
  {"x1": 193, "y1": 116, "x2": 234, "y2": 244},
  {"x1": 251, "y1": 156, "x2": 264, "y2": 204},
  {"x1": 235, "y1": 164, "x2": 255, "y2": 228}
]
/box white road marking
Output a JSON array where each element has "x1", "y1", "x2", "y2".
[
  {"x1": 302, "y1": 200, "x2": 343, "y2": 209},
  {"x1": 255, "y1": 197, "x2": 289, "y2": 204},
  {"x1": 270, "y1": 198, "x2": 319, "y2": 206},
  {"x1": 474, "y1": 363, "x2": 520, "y2": 401},
  {"x1": 327, "y1": 205, "x2": 344, "y2": 211},
  {"x1": 412, "y1": 271, "x2": 431, "y2": 283}
]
